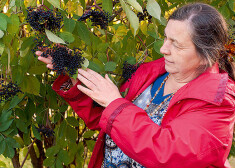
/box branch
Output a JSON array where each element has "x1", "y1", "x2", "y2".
[
  {"x1": 20, "y1": 138, "x2": 37, "y2": 168},
  {"x1": 12, "y1": 149, "x2": 20, "y2": 168}
]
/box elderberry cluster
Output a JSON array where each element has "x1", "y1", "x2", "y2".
[
  {"x1": 0, "y1": 80, "x2": 23, "y2": 103},
  {"x1": 122, "y1": 62, "x2": 139, "y2": 81},
  {"x1": 41, "y1": 45, "x2": 85, "y2": 76},
  {"x1": 26, "y1": 7, "x2": 63, "y2": 32},
  {"x1": 35, "y1": 125, "x2": 54, "y2": 138},
  {"x1": 78, "y1": 10, "x2": 112, "y2": 29},
  {"x1": 137, "y1": 9, "x2": 152, "y2": 22}
]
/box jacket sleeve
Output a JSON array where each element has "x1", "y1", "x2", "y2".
[
  {"x1": 99, "y1": 97, "x2": 235, "y2": 168},
  {"x1": 52, "y1": 74, "x2": 104, "y2": 130}
]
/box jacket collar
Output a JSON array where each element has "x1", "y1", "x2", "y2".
[{"x1": 125, "y1": 58, "x2": 234, "y2": 106}]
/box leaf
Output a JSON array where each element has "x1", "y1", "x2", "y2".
[
  {"x1": 66, "y1": 125, "x2": 77, "y2": 142},
  {"x1": 32, "y1": 125, "x2": 41, "y2": 140},
  {"x1": 45, "y1": 29, "x2": 66, "y2": 44},
  {"x1": 102, "y1": 0, "x2": 113, "y2": 14},
  {"x1": 16, "y1": 119, "x2": 27, "y2": 133},
  {"x1": 83, "y1": 130, "x2": 95, "y2": 138},
  {"x1": 126, "y1": 0, "x2": 143, "y2": 13},
  {"x1": 28, "y1": 64, "x2": 48, "y2": 75},
  {"x1": 88, "y1": 61, "x2": 103, "y2": 72},
  {"x1": 0, "y1": 119, "x2": 13, "y2": 132},
  {"x1": 147, "y1": 0, "x2": 161, "y2": 21},
  {"x1": 0, "y1": 140, "x2": 6, "y2": 155},
  {"x1": 86, "y1": 140, "x2": 95, "y2": 151},
  {"x1": 3, "y1": 143, "x2": 15, "y2": 158},
  {"x1": 59, "y1": 31, "x2": 75, "y2": 43},
  {"x1": 76, "y1": 22, "x2": 91, "y2": 45},
  {"x1": 46, "y1": 146, "x2": 60, "y2": 157},
  {"x1": 55, "y1": 158, "x2": 63, "y2": 168},
  {"x1": 47, "y1": 0, "x2": 62, "y2": 10},
  {"x1": 0, "y1": 41, "x2": 5, "y2": 55},
  {"x1": 21, "y1": 75, "x2": 40, "y2": 95},
  {"x1": 0, "y1": 30, "x2": 4, "y2": 38},
  {"x1": 8, "y1": 95, "x2": 23, "y2": 110},
  {"x1": 43, "y1": 157, "x2": 56, "y2": 167},
  {"x1": 82, "y1": 58, "x2": 89, "y2": 68},
  {"x1": 98, "y1": 53, "x2": 108, "y2": 63},
  {"x1": 7, "y1": 14, "x2": 20, "y2": 35},
  {"x1": 0, "y1": 160, "x2": 6, "y2": 167},
  {"x1": 0, "y1": 14, "x2": 7, "y2": 31},
  {"x1": 58, "y1": 120, "x2": 67, "y2": 137},
  {"x1": 154, "y1": 40, "x2": 163, "y2": 55},
  {"x1": 20, "y1": 37, "x2": 35, "y2": 51},
  {"x1": 105, "y1": 61, "x2": 117, "y2": 71},
  {"x1": 57, "y1": 150, "x2": 70, "y2": 165},
  {"x1": 125, "y1": 56, "x2": 136, "y2": 64},
  {"x1": 66, "y1": 117, "x2": 79, "y2": 127},
  {"x1": 64, "y1": 18, "x2": 76, "y2": 33},
  {"x1": 120, "y1": 0, "x2": 139, "y2": 36}
]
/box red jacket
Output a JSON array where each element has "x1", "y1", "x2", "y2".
[{"x1": 52, "y1": 58, "x2": 235, "y2": 168}]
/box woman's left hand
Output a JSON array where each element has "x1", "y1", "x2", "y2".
[{"x1": 77, "y1": 68, "x2": 122, "y2": 107}]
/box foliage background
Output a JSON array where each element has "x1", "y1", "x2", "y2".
[{"x1": 0, "y1": 0, "x2": 234, "y2": 167}]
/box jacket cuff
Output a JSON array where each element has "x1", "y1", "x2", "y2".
[
  {"x1": 52, "y1": 74, "x2": 82, "y2": 100},
  {"x1": 99, "y1": 98, "x2": 133, "y2": 135}
]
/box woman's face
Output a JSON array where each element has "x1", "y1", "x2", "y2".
[{"x1": 160, "y1": 20, "x2": 203, "y2": 79}]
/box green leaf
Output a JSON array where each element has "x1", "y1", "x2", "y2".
[
  {"x1": 58, "y1": 120, "x2": 67, "y2": 137},
  {"x1": 21, "y1": 75, "x2": 40, "y2": 95},
  {"x1": 7, "y1": 14, "x2": 20, "y2": 35},
  {"x1": 0, "y1": 30, "x2": 4, "y2": 38},
  {"x1": 0, "y1": 0, "x2": 8, "y2": 11},
  {"x1": 57, "y1": 150, "x2": 70, "y2": 165},
  {"x1": 16, "y1": 119, "x2": 27, "y2": 133},
  {"x1": 32, "y1": 125, "x2": 41, "y2": 140},
  {"x1": 153, "y1": 40, "x2": 163, "y2": 55},
  {"x1": 86, "y1": 140, "x2": 95, "y2": 151},
  {"x1": 0, "y1": 40, "x2": 5, "y2": 55},
  {"x1": 120, "y1": 0, "x2": 139, "y2": 36},
  {"x1": 126, "y1": 0, "x2": 143, "y2": 13},
  {"x1": 146, "y1": 0, "x2": 161, "y2": 21},
  {"x1": 105, "y1": 61, "x2": 117, "y2": 71},
  {"x1": 102, "y1": 0, "x2": 113, "y2": 14},
  {"x1": 82, "y1": 58, "x2": 89, "y2": 68},
  {"x1": 98, "y1": 53, "x2": 107, "y2": 63},
  {"x1": 66, "y1": 125, "x2": 77, "y2": 142},
  {"x1": 66, "y1": 117, "x2": 79, "y2": 127},
  {"x1": 3, "y1": 143, "x2": 15, "y2": 158},
  {"x1": 8, "y1": 95, "x2": 23, "y2": 110},
  {"x1": 55, "y1": 158, "x2": 63, "y2": 168},
  {"x1": 0, "y1": 14, "x2": 7, "y2": 31},
  {"x1": 125, "y1": 56, "x2": 136, "y2": 64},
  {"x1": 88, "y1": 61, "x2": 103, "y2": 72},
  {"x1": 59, "y1": 31, "x2": 75, "y2": 43},
  {"x1": 20, "y1": 37, "x2": 35, "y2": 51},
  {"x1": 43, "y1": 157, "x2": 56, "y2": 167},
  {"x1": 0, "y1": 140, "x2": 6, "y2": 155},
  {"x1": 47, "y1": 0, "x2": 62, "y2": 10},
  {"x1": 83, "y1": 130, "x2": 95, "y2": 138},
  {"x1": 45, "y1": 29, "x2": 66, "y2": 44},
  {"x1": 76, "y1": 22, "x2": 91, "y2": 45},
  {"x1": 46, "y1": 146, "x2": 60, "y2": 157},
  {"x1": 64, "y1": 18, "x2": 76, "y2": 33},
  {"x1": 219, "y1": 4, "x2": 231, "y2": 19},
  {"x1": 0, "y1": 119, "x2": 13, "y2": 132},
  {"x1": 28, "y1": 64, "x2": 48, "y2": 75}
]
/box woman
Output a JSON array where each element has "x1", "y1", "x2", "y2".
[{"x1": 36, "y1": 3, "x2": 235, "y2": 168}]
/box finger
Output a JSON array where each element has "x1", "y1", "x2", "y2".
[
  {"x1": 77, "y1": 84, "x2": 93, "y2": 97},
  {"x1": 78, "y1": 69, "x2": 100, "y2": 83},
  {"x1": 86, "y1": 68, "x2": 104, "y2": 81},
  {"x1": 77, "y1": 73, "x2": 96, "y2": 89},
  {"x1": 46, "y1": 64, "x2": 54, "y2": 70},
  {"x1": 105, "y1": 74, "x2": 113, "y2": 83},
  {"x1": 38, "y1": 56, "x2": 53, "y2": 64},
  {"x1": 35, "y1": 51, "x2": 43, "y2": 56}
]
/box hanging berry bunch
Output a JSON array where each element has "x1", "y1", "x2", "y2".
[
  {"x1": 35, "y1": 125, "x2": 55, "y2": 138},
  {"x1": 137, "y1": 9, "x2": 152, "y2": 22},
  {"x1": 122, "y1": 62, "x2": 139, "y2": 81},
  {"x1": 41, "y1": 45, "x2": 85, "y2": 77},
  {"x1": 26, "y1": 6, "x2": 63, "y2": 32},
  {"x1": 78, "y1": 9, "x2": 112, "y2": 29},
  {"x1": 0, "y1": 80, "x2": 23, "y2": 103}
]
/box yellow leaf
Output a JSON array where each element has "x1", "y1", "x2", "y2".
[
  {"x1": 76, "y1": 5, "x2": 84, "y2": 16},
  {"x1": 67, "y1": 1, "x2": 76, "y2": 14},
  {"x1": 140, "y1": 21, "x2": 148, "y2": 36},
  {"x1": 112, "y1": 25, "x2": 128, "y2": 43}
]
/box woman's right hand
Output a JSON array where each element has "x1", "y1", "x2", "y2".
[{"x1": 35, "y1": 51, "x2": 78, "y2": 85}]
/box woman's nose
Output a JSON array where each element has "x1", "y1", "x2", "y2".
[{"x1": 160, "y1": 40, "x2": 171, "y2": 55}]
